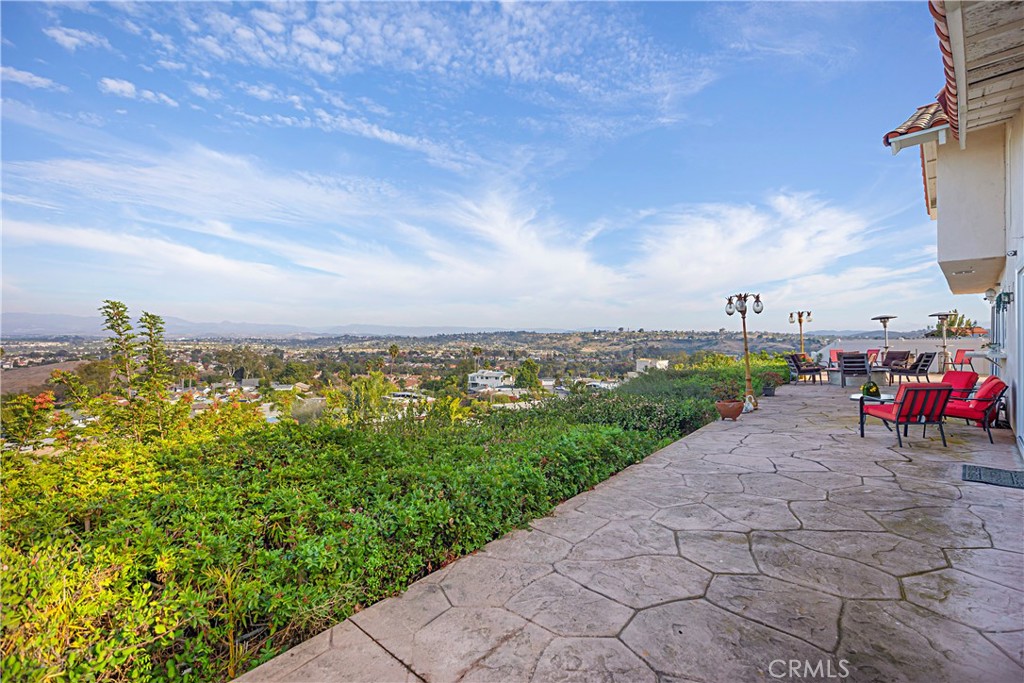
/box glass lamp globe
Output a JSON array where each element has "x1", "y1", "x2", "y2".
[
  {"x1": 789, "y1": 313, "x2": 795, "y2": 323},
  {"x1": 725, "y1": 299, "x2": 735, "y2": 315},
  {"x1": 752, "y1": 298, "x2": 763, "y2": 314},
  {"x1": 735, "y1": 298, "x2": 747, "y2": 313}
]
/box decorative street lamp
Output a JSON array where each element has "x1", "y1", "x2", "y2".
[
  {"x1": 788, "y1": 310, "x2": 812, "y2": 356},
  {"x1": 871, "y1": 315, "x2": 897, "y2": 355},
  {"x1": 929, "y1": 312, "x2": 953, "y2": 372},
  {"x1": 726, "y1": 293, "x2": 763, "y2": 409}
]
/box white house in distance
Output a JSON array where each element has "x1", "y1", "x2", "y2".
[
  {"x1": 635, "y1": 358, "x2": 669, "y2": 373},
  {"x1": 468, "y1": 370, "x2": 512, "y2": 393},
  {"x1": 883, "y1": 0, "x2": 1022, "y2": 452}
]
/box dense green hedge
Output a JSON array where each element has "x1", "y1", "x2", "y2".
[{"x1": 2, "y1": 389, "x2": 716, "y2": 681}]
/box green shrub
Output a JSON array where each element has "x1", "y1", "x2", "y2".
[{"x1": 1, "y1": 374, "x2": 722, "y2": 680}]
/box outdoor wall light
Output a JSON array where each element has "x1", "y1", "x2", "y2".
[
  {"x1": 996, "y1": 291, "x2": 1014, "y2": 313},
  {"x1": 724, "y1": 293, "x2": 763, "y2": 409},
  {"x1": 984, "y1": 288, "x2": 997, "y2": 303}
]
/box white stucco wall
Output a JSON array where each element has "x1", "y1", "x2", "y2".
[
  {"x1": 999, "y1": 112, "x2": 1022, "y2": 442},
  {"x1": 936, "y1": 125, "x2": 1007, "y2": 264}
]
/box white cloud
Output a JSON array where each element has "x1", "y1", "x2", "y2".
[
  {"x1": 156, "y1": 59, "x2": 186, "y2": 71},
  {"x1": 43, "y1": 26, "x2": 112, "y2": 52},
  {"x1": 187, "y1": 82, "x2": 220, "y2": 100},
  {"x1": 1, "y1": 66, "x2": 69, "y2": 92},
  {"x1": 141, "y1": 90, "x2": 179, "y2": 107},
  {"x1": 702, "y1": 3, "x2": 861, "y2": 77},
  {"x1": 98, "y1": 77, "x2": 178, "y2": 106},
  {"x1": 2, "y1": 130, "x2": 981, "y2": 328},
  {"x1": 98, "y1": 77, "x2": 136, "y2": 98},
  {"x1": 240, "y1": 81, "x2": 279, "y2": 101},
  {"x1": 312, "y1": 108, "x2": 471, "y2": 171}
]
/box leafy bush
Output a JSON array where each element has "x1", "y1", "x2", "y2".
[{"x1": 1, "y1": 384, "x2": 717, "y2": 680}]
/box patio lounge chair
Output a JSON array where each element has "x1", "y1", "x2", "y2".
[
  {"x1": 890, "y1": 351, "x2": 937, "y2": 384},
  {"x1": 879, "y1": 350, "x2": 910, "y2": 369},
  {"x1": 786, "y1": 354, "x2": 824, "y2": 384},
  {"x1": 860, "y1": 382, "x2": 953, "y2": 447},
  {"x1": 939, "y1": 370, "x2": 978, "y2": 400},
  {"x1": 951, "y1": 348, "x2": 975, "y2": 371},
  {"x1": 837, "y1": 352, "x2": 870, "y2": 388},
  {"x1": 944, "y1": 376, "x2": 1008, "y2": 444}
]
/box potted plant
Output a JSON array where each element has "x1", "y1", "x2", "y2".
[
  {"x1": 711, "y1": 378, "x2": 744, "y2": 421},
  {"x1": 761, "y1": 371, "x2": 784, "y2": 397}
]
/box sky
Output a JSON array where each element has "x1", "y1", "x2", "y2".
[{"x1": 0, "y1": 1, "x2": 991, "y2": 333}]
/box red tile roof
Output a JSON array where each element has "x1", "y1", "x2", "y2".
[
  {"x1": 882, "y1": 102, "x2": 949, "y2": 147},
  {"x1": 929, "y1": 0, "x2": 959, "y2": 140}
]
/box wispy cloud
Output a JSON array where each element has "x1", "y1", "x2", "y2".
[
  {"x1": 1, "y1": 66, "x2": 68, "y2": 92},
  {"x1": 701, "y1": 2, "x2": 861, "y2": 77},
  {"x1": 2, "y1": 119, "x2": 948, "y2": 328},
  {"x1": 98, "y1": 77, "x2": 178, "y2": 106},
  {"x1": 43, "y1": 26, "x2": 112, "y2": 52},
  {"x1": 187, "y1": 82, "x2": 220, "y2": 100}
]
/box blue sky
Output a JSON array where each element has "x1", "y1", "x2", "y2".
[{"x1": 1, "y1": 1, "x2": 989, "y2": 333}]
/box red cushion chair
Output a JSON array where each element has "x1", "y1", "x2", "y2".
[
  {"x1": 859, "y1": 382, "x2": 953, "y2": 447},
  {"x1": 944, "y1": 377, "x2": 1007, "y2": 443},
  {"x1": 951, "y1": 348, "x2": 975, "y2": 371},
  {"x1": 939, "y1": 370, "x2": 979, "y2": 400}
]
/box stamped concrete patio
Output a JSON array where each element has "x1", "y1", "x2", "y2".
[{"x1": 238, "y1": 383, "x2": 1024, "y2": 683}]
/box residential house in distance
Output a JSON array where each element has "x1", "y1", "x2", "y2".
[
  {"x1": 467, "y1": 369, "x2": 512, "y2": 393},
  {"x1": 635, "y1": 358, "x2": 669, "y2": 373},
  {"x1": 883, "y1": 0, "x2": 1023, "y2": 453}
]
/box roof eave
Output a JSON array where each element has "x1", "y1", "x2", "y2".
[
  {"x1": 886, "y1": 124, "x2": 950, "y2": 155},
  {"x1": 944, "y1": 0, "x2": 969, "y2": 149}
]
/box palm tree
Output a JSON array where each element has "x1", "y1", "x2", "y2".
[
  {"x1": 471, "y1": 346, "x2": 483, "y2": 370},
  {"x1": 388, "y1": 343, "x2": 400, "y2": 376}
]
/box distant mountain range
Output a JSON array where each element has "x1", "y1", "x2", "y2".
[
  {"x1": 1, "y1": 312, "x2": 935, "y2": 340},
  {"x1": 0, "y1": 312, "x2": 564, "y2": 338}
]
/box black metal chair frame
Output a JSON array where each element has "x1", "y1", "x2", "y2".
[
  {"x1": 889, "y1": 352, "x2": 937, "y2": 384},
  {"x1": 787, "y1": 354, "x2": 823, "y2": 384},
  {"x1": 946, "y1": 383, "x2": 1008, "y2": 444},
  {"x1": 838, "y1": 352, "x2": 870, "y2": 388},
  {"x1": 859, "y1": 384, "x2": 953, "y2": 447}
]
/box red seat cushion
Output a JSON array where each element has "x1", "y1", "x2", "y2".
[
  {"x1": 940, "y1": 371, "x2": 978, "y2": 399},
  {"x1": 946, "y1": 378, "x2": 1006, "y2": 424},
  {"x1": 944, "y1": 402, "x2": 985, "y2": 421},
  {"x1": 864, "y1": 383, "x2": 952, "y2": 424},
  {"x1": 863, "y1": 403, "x2": 897, "y2": 420},
  {"x1": 966, "y1": 378, "x2": 1006, "y2": 411}
]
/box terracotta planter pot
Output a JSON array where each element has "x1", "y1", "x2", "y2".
[{"x1": 715, "y1": 400, "x2": 744, "y2": 421}]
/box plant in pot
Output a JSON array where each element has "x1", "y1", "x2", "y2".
[
  {"x1": 761, "y1": 371, "x2": 785, "y2": 397},
  {"x1": 711, "y1": 377, "x2": 745, "y2": 421}
]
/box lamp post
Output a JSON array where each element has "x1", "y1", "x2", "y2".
[
  {"x1": 929, "y1": 312, "x2": 952, "y2": 372},
  {"x1": 871, "y1": 315, "x2": 897, "y2": 355},
  {"x1": 726, "y1": 293, "x2": 763, "y2": 409},
  {"x1": 788, "y1": 310, "x2": 812, "y2": 356}
]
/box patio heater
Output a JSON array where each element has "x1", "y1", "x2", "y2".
[
  {"x1": 726, "y1": 293, "x2": 763, "y2": 409},
  {"x1": 871, "y1": 315, "x2": 897, "y2": 355},
  {"x1": 788, "y1": 310, "x2": 812, "y2": 356},
  {"x1": 929, "y1": 312, "x2": 953, "y2": 372}
]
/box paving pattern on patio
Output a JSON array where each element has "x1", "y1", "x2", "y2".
[{"x1": 237, "y1": 384, "x2": 1024, "y2": 683}]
